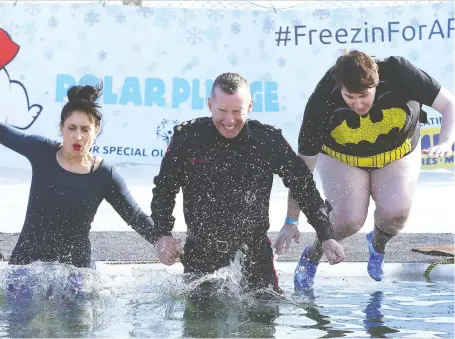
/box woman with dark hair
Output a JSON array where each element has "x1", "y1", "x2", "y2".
[{"x1": 0, "y1": 84, "x2": 160, "y2": 270}]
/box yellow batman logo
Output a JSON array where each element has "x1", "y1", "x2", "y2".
[{"x1": 331, "y1": 108, "x2": 406, "y2": 145}]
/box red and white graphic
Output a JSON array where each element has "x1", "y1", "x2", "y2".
[{"x1": 0, "y1": 28, "x2": 42, "y2": 130}]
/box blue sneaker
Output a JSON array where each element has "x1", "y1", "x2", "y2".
[
  {"x1": 294, "y1": 246, "x2": 318, "y2": 291},
  {"x1": 366, "y1": 231, "x2": 384, "y2": 281}
]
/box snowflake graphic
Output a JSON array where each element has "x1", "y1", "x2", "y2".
[
  {"x1": 154, "y1": 9, "x2": 176, "y2": 27},
  {"x1": 228, "y1": 54, "x2": 238, "y2": 66},
  {"x1": 206, "y1": 26, "x2": 221, "y2": 42},
  {"x1": 182, "y1": 8, "x2": 196, "y2": 21},
  {"x1": 410, "y1": 17, "x2": 420, "y2": 29},
  {"x1": 299, "y1": 92, "x2": 307, "y2": 100},
  {"x1": 243, "y1": 48, "x2": 251, "y2": 57},
  {"x1": 443, "y1": 42, "x2": 453, "y2": 54},
  {"x1": 48, "y1": 17, "x2": 58, "y2": 29},
  {"x1": 330, "y1": 9, "x2": 348, "y2": 26},
  {"x1": 432, "y1": 3, "x2": 443, "y2": 11},
  {"x1": 292, "y1": 19, "x2": 303, "y2": 26},
  {"x1": 311, "y1": 47, "x2": 321, "y2": 56},
  {"x1": 77, "y1": 32, "x2": 87, "y2": 42},
  {"x1": 231, "y1": 22, "x2": 241, "y2": 34},
  {"x1": 259, "y1": 50, "x2": 269, "y2": 63},
  {"x1": 116, "y1": 13, "x2": 126, "y2": 25},
  {"x1": 210, "y1": 42, "x2": 219, "y2": 52},
  {"x1": 133, "y1": 43, "x2": 142, "y2": 53},
  {"x1": 23, "y1": 21, "x2": 36, "y2": 37},
  {"x1": 136, "y1": 7, "x2": 154, "y2": 18},
  {"x1": 186, "y1": 27, "x2": 202, "y2": 45},
  {"x1": 77, "y1": 65, "x2": 91, "y2": 75},
  {"x1": 98, "y1": 50, "x2": 107, "y2": 61},
  {"x1": 277, "y1": 57, "x2": 286, "y2": 68},
  {"x1": 385, "y1": 7, "x2": 403, "y2": 19},
  {"x1": 43, "y1": 48, "x2": 53, "y2": 60},
  {"x1": 411, "y1": 4, "x2": 423, "y2": 12},
  {"x1": 85, "y1": 10, "x2": 100, "y2": 26},
  {"x1": 51, "y1": 4, "x2": 62, "y2": 13},
  {"x1": 261, "y1": 73, "x2": 272, "y2": 82},
  {"x1": 258, "y1": 39, "x2": 265, "y2": 50},
  {"x1": 358, "y1": 8, "x2": 373, "y2": 17},
  {"x1": 280, "y1": 11, "x2": 296, "y2": 23},
  {"x1": 296, "y1": 70, "x2": 305, "y2": 80},
  {"x1": 181, "y1": 58, "x2": 200, "y2": 73},
  {"x1": 3, "y1": 21, "x2": 22, "y2": 38},
  {"x1": 390, "y1": 39, "x2": 399, "y2": 49},
  {"x1": 263, "y1": 17, "x2": 276, "y2": 33},
  {"x1": 208, "y1": 9, "x2": 224, "y2": 22},
  {"x1": 443, "y1": 63, "x2": 454, "y2": 74},
  {"x1": 408, "y1": 49, "x2": 419, "y2": 62},
  {"x1": 313, "y1": 9, "x2": 331, "y2": 20},
  {"x1": 422, "y1": 40, "x2": 432, "y2": 50},
  {"x1": 147, "y1": 62, "x2": 158, "y2": 72},
  {"x1": 24, "y1": 4, "x2": 41, "y2": 16}
]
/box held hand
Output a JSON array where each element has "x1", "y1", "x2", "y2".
[
  {"x1": 155, "y1": 236, "x2": 184, "y2": 265},
  {"x1": 422, "y1": 141, "x2": 454, "y2": 159},
  {"x1": 275, "y1": 223, "x2": 300, "y2": 255},
  {"x1": 321, "y1": 239, "x2": 345, "y2": 265}
]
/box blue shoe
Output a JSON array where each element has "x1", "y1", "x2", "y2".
[
  {"x1": 366, "y1": 232, "x2": 384, "y2": 281},
  {"x1": 294, "y1": 246, "x2": 318, "y2": 291}
]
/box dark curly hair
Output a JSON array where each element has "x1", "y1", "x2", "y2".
[{"x1": 60, "y1": 83, "x2": 103, "y2": 128}]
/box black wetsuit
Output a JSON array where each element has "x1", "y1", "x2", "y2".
[
  {"x1": 151, "y1": 117, "x2": 333, "y2": 291},
  {"x1": 0, "y1": 123, "x2": 159, "y2": 268}
]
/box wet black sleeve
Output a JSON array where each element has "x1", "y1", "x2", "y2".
[
  {"x1": 150, "y1": 126, "x2": 184, "y2": 240},
  {"x1": 0, "y1": 122, "x2": 56, "y2": 159},
  {"x1": 383, "y1": 56, "x2": 441, "y2": 106},
  {"x1": 272, "y1": 132, "x2": 333, "y2": 242},
  {"x1": 105, "y1": 167, "x2": 163, "y2": 245},
  {"x1": 298, "y1": 69, "x2": 335, "y2": 156}
]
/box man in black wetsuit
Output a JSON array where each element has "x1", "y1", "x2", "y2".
[{"x1": 150, "y1": 72, "x2": 345, "y2": 293}]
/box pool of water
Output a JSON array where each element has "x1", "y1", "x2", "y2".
[{"x1": 0, "y1": 261, "x2": 453, "y2": 338}]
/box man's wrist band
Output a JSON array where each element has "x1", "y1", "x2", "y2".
[{"x1": 285, "y1": 217, "x2": 299, "y2": 225}]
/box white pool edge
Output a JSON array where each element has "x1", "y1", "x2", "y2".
[{"x1": 93, "y1": 261, "x2": 455, "y2": 280}]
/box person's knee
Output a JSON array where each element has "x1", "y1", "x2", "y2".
[
  {"x1": 333, "y1": 213, "x2": 368, "y2": 239},
  {"x1": 375, "y1": 204, "x2": 412, "y2": 232}
]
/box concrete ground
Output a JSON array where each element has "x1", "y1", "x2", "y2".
[{"x1": 1, "y1": 231, "x2": 453, "y2": 263}]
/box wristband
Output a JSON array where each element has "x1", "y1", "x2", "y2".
[{"x1": 285, "y1": 217, "x2": 299, "y2": 225}]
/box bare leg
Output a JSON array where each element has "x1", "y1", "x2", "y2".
[
  {"x1": 370, "y1": 143, "x2": 422, "y2": 253},
  {"x1": 306, "y1": 154, "x2": 371, "y2": 263}
]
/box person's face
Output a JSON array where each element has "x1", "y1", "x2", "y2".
[
  {"x1": 60, "y1": 110, "x2": 98, "y2": 157},
  {"x1": 341, "y1": 86, "x2": 376, "y2": 116},
  {"x1": 208, "y1": 86, "x2": 252, "y2": 139}
]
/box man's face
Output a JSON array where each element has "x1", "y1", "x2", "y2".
[
  {"x1": 341, "y1": 86, "x2": 376, "y2": 116},
  {"x1": 208, "y1": 86, "x2": 252, "y2": 139}
]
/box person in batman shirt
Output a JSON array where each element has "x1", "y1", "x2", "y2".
[{"x1": 275, "y1": 50, "x2": 455, "y2": 289}]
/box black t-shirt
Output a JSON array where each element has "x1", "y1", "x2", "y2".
[{"x1": 298, "y1": 56, "x2": 441, "y2": 163}]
